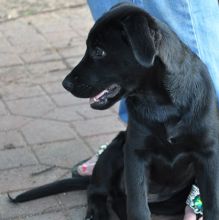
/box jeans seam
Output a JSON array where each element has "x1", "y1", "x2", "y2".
[{"x1": 185, "y1": 0, "x2": 201, "y2": 57}]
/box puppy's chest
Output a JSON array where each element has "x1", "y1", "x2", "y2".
[
  {"x1": 151, "y1": 139, "x2": 194, "y2": 173},
  {"x1": 128, "y1": 95, "x2": 196, "y2": 154},
  {"x1": 146, "y1": 139, "x2": 190, "y2": 163},
  {"x1": 148, "y1": 152, "x2": 195, "y2": 193}
]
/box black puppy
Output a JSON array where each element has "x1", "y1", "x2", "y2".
[{"x1": 10, "y1": 3, "x2": 219, "y2": 220}]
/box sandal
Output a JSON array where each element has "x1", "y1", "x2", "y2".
[
  {"x1": 186, "y1": 185, "x2": 203, "y2": 220},
  {"x1": 72, "y1": 144, "x2": 108, "y2": 177}
]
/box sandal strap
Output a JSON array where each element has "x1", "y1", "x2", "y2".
[{"x1": 186, "y1": 184, "x2": 203, "y2": 215}]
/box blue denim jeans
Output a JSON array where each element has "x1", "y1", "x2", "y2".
[{"x1": 87, "y1": 0, "x2": 219, "y2": 123}]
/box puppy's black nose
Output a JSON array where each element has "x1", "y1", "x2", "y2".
[{"x1": 62, "y1": 79, "x2": 74, "y2": 92}]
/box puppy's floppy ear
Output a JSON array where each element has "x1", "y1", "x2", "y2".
[{"x1": 121, "y1": 14, "x2": 157, "y2": 67}]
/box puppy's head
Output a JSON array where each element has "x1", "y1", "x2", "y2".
[{"x1": 63, "y1": 4, "x2": 161, "y2": 110}]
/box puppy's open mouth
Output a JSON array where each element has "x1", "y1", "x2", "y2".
[{"x1": 89, "y1": 84, "x2": 122, "y2": 110}]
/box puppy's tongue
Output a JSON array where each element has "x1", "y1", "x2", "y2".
[
  {"x1": 89, "y1": 84, "x2": 122, "y2": 106},
  {"x1": 89, "y1": 89, "x2": 108, "y2": 104}
]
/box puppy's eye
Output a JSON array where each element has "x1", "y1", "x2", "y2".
[{"x1": 93, "y1": 47, "x2": 106, "y2": 58}]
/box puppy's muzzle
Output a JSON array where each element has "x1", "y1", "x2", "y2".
[{"x1": 62, "y1": 77, "x2": 99, "y2": 98}]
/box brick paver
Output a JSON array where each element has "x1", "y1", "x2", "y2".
[{"x1": 0, "y1": 1, "x2": 183, "y2": 219}]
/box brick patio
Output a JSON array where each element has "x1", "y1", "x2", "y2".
[{"x1": 0, "y1": 1, "x2": 183, "y2": 219}]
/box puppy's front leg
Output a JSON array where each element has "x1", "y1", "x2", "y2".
[
  {"x1": 124, "y1": 132, "x2": 150, "y2": 220},
  {"x1": 85, "y1": 131, "x2": 126, "y2": 220},
  {"x1": 196, "y1": 146, "x2": 219, "y2": 219}
]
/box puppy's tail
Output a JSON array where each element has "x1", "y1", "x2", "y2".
[{"x1": 8, "y1": 176, "x2": 90, "y2": 203}]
